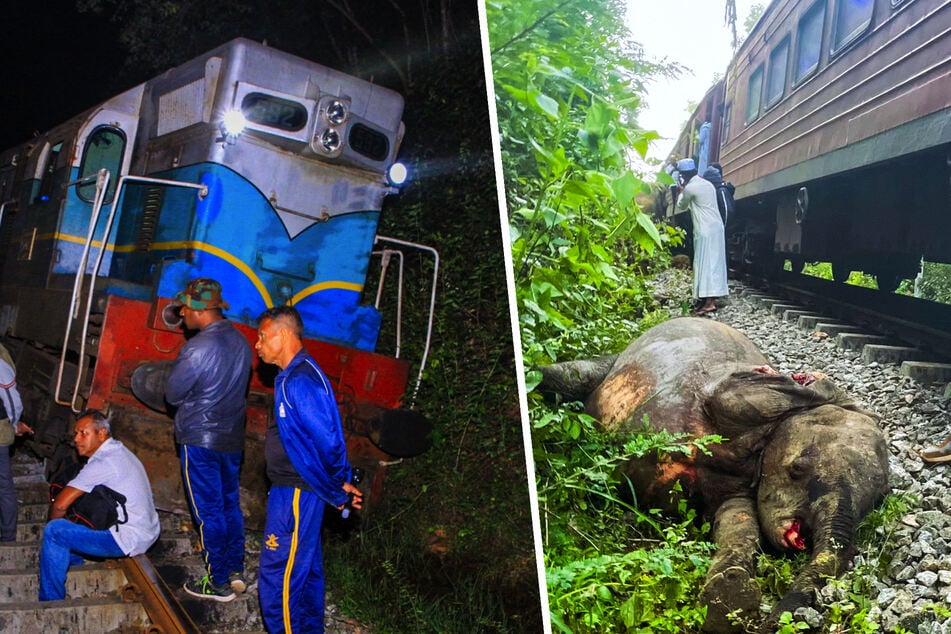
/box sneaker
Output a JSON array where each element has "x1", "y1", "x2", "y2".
[
  {"x1": 229, "y1": 571, "x2": 247, "y2": 594},
  {"x1": 183, "y1": 574, "x2": 236, "y2": 602}
]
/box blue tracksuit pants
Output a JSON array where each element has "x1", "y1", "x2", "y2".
[
  {"x1": 180, "y1": 444, "x2": 244, "y2": 585},
  {"x1": 259, "y1": 486, "x2": 326, "y2": 633}
]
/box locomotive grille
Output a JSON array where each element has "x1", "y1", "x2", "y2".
[{"x1": 135, "y1": 186, "x2": 165, "y2": 252}]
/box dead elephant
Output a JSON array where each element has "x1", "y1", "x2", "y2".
[{"x1": 538, "y1": 317, "x2": 889, "y2": 632}]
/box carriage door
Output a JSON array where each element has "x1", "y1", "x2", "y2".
[{"x1": 55, "y1": 109, "x2": 140, "y2": 278}]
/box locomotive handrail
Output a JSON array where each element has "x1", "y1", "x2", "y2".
[
  {"x1": 374, "y1": 235, "x2": 439, "y2": 405},
  {"x1": 373, "y1": 249, "x2": 404, "y2": 359},
  {"x1": 54, "y1": 168, "x2": 112, "y2": 410},
  {"x1": 54, "y1": 172, "x2": 209, "y2": 412},
  {"x1": 0, "y1": 199, "x2": 16, "y2": 228}
]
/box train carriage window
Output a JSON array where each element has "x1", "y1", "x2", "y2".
[
  {"x1": 77, "y1": 127, "x2": 126, "y2": 204},
  {"x1": 765, "y1": 37, "x2": 790, "y2": 108},
  {"x1": 831, "y1": 0, "x2": 874, "y2": 54},
  {"x1": 795, "y1": 0, "x2": 826, "y2": 83},
  {"x1": 745, "y1": 64, "x2": 764, "y2": 124},
  {"x1": 721, "y1": 102, "x2": 733, "y2": 145}
]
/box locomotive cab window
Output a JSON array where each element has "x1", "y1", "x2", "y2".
[
  {"x1": 795, "y1": 0, "x2": 826, "y2": 83},
  {"x1": 745, "y1": 64, "x2": 764, "y2": 124},
  {"x1": 765, "y1": 37, "x2": 790, "y2": 109},
  {"x1": 35, "y1": 142, "x2": 64, "y2": 204},
  {"x1": 831, "y1": 0, "x2": 874, "y2": 55},
  {"x1": 77, "y1": 127, "x2": 126, "y2": 204}
]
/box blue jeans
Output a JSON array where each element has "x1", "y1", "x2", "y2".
[
  {"x1": 39, "y1": 518, "x2": 125, "y2": 600},
  {"x1": 181, "y1": 444, "x2": 245, "y2": 585}
]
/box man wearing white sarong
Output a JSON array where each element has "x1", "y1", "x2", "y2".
[{"x1": 676, "y1": 158, "x2": 728, "y2": 314}]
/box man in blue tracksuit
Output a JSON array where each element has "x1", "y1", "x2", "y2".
[
  {"x1": 166, "y1": 278, "x2": 253, "y2": 602},
  {"x1": 254, "y1": 305, "x2": 362, "y2": 633}
]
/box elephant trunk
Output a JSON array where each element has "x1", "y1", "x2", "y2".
[{"x1": 766, "y1": 484, "x2": 857, "y2": 627}]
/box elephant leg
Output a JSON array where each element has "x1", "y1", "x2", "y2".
[
  {"x1": 536, "y1": 354, "x2": 618, "y2": 403},
  {"x1": 701, "y1": 497, "x2": 762, "y2": 634}
]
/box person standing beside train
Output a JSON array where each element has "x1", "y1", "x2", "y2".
[
  {"x1": 254, "y1": 305, "x2": 363, "y2": 633},
  {"x1": 165, "y1": 278, "x2": 253, "y2": 602},
  {"x1": 676, "y1": 158, "x2": 728, "y2": 314},
  {"x1": 0, "y1": 343, "x2": 31, "y2": 542}
]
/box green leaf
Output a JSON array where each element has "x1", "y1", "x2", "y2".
[
  {"x1": 532, "y1": 91, "x2": 560, "y2": 120},
  {"x1": 611, "y1": 171, "x2": 640, "y2": 207}
]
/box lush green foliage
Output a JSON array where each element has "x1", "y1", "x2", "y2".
[
  {"x1": 795, "y1": 259, "x2": 951, "y2": 304},
  {"x1": 899, "y1": 262, "x2": 951, "y2": 304},
  {"x1": 798, "y1": 261, "x2": 879, "y2": 289},
  {"x1": 487, "y1": 0, "x2": 719, "y2": 630},
  {"x1": 488, "y1": 0, "x2": 684, "y2": 367}
]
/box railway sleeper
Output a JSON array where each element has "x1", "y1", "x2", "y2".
[
  {"x1": 737, "y1": 286, "x2": 951, "y2": 386},
  {"x1": 1, "y1": 452, "x2": 266, "y2": 633}
]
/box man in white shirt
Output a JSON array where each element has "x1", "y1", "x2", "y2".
[
  {"x1": 676, "y1": 158, "x2": 728, "y2": 314},
  {"x1": 39, "y1": 409, "x2": 160, "y2": 601}
]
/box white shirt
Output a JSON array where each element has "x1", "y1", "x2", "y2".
[{"x1": 68, "y1": 438, "x2": 161, "y2": 555}]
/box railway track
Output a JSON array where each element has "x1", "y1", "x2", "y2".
[
  {"x1": 736, "y1": 268, "x2": 951, "y2": 371},
  {"x1": 0, "y1": 455, "x2": 265, "y2": 633}
]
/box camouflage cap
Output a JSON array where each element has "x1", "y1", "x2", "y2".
[{"x1": 173, "y1": 278, "x2": 230, "y2": 311}]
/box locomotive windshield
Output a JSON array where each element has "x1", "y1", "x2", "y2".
[{"x1": 240, "y1": 92, "x2": 308, "y2": 132}]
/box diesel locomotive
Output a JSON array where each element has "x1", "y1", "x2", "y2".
[{"x1": 0, "y1": 38, "x2": 435, "y2": 526}]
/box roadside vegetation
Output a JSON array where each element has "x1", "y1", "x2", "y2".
[{"x1": 793, "y1": 260, "x2": 951, "y2": 304}]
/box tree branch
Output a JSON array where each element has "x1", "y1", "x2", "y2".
[{"x1": 491, "y1": 0, "x2": 579, "y2": 56}]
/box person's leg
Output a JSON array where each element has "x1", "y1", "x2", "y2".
[
  {"x1": 39, "y1": 519, "x2": 124, "y2": 600},
  {"x1": 294, "y1": 493, "x2": 326, "y2": 633},
  {"x1": 698, "y1": 298, "x2": 718, "y2": 313},
  {"x1": 220, "y1": 450, "x2": 245, "y2": 584},
  {"x1": 0, "y1": 445, "x2": 17, "y2": 541},
  {"x1": 259, "y1": 487, "x2": 290, "y2": 633},
  {"x1": 181, "y1": 444, "x2": 229, "y2": 585},
  {"x1": 260, "y1": 487, "x2": 324, "y2": 633}
]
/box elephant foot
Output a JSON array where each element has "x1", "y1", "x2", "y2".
[{"x1": 700, "y1": 566, "x2": 761, "y2": 633}]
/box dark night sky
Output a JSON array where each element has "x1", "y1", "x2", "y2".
[{"x1": 0, "y1": 4, "x2": 126, "y2": 148}]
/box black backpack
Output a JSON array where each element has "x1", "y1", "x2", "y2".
[
  {"x1": 715, "y1": 181, "x2": 736, "y2": 226},
  {"x1": 48, "y1": 447, "x2": 128, "y2": 531}
]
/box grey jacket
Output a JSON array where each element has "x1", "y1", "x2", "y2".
[{"x1": 165, "y1": 319, "x2": 252, "y2": 453}]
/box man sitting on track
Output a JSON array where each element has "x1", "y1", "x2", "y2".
[{"x1": 39, "y1": 409, "x2": 160, "y2": 601}]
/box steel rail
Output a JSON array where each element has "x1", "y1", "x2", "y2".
[
  {"x1": 118, "y1": 554, "x2": 202, "y2": 634},
  {"x1": 739, "y1": 268, "x2": 951, "y2": 360}
]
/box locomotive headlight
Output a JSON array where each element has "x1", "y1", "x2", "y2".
[
  {"x1": 386, "y1": 162, "x2": 408, "y2": 186},
  {"x1": 324, "y1": 99, "x2": 349, "y2": 125},
  {"x1": 220, "y1": 109, "x2": 248, "y2": 138},
  {"x1": 318, "y1": 128, "x2": 342, "y2": 153}
]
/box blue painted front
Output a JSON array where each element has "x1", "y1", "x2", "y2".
[{"x1": 52, "y1": 163, "x2": 383, "y2": 351}]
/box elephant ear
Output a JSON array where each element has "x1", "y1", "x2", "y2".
[{"x1": 703, "y1": 371, "x2": 850, "y2": 436}]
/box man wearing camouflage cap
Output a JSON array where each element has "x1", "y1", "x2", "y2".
[{"x1": 165, "y1": 278, "x2": 253, "y2": 602}]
